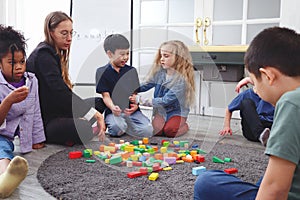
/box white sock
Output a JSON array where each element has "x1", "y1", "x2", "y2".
[{"x1": 0, "y1": 156, "x2": 28, "y2": 198}]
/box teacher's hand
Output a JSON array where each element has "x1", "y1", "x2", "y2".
[{"x1": 94, "y1": 111, "x2": 106, "y2": 141}]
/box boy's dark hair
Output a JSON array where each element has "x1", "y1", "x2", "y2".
[
  {"x1": 245, "y1": 26, "x2": 300, "y2": 79},
  {"x1": 0, "y1": 24, "x2": 27, "y2": 60},
  {"x1": 103, "y1": 34, "x2": 130, "y2": 53}
]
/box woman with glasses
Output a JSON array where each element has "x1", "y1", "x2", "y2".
[{"x1": 27, "y1": 11, "x2": 106, "y2": 146}]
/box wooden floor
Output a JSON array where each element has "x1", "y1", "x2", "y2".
[{"x1": 7, "y1": 114, "x2": 263, "y2": 200}]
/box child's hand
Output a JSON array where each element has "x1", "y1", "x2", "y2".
[
  {"x1": 235, "y1": 77, "x2": 253, "y2": 93},
  {"x1": 124, "y1": 104, "x2": 138, "y2": 116},
  {"x1": 111, "y1": 105, "x2": 122, "y2": 116},
  {"x1": 32, "y1": 142, "x2": 45, "y2": 149},
  {"x1": 6, "y1": 86, "x2": 28, "y2": 104},
  {"x1": 219, "y1": 127, "x2": 232, "y2": 136}
]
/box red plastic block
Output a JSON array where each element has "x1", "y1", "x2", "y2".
[
  {"x1": 127, "y1": 171, "x2": 148, "y2": 178},
  {"x1": 132, "y1": 161, "x2": 143, "y2": 167},
  {"x1": 195, "y1": 155, "x2": 205, "y2": 163},
  {"x1": 224, "y1": 168, "x2": 238, "y2": 174},
  {"x1": 69, "y1": 151, "x2": 82, "y2": 159}
]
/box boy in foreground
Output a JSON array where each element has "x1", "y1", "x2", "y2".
[{"x1": 194, "y1": 26, "x2": 300, "y2": 200}]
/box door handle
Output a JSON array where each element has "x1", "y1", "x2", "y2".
[
  {"x1": 203, "y1": 17, "x2": 211, "y2": 45},
  {"x1": 195, "y1": 18, "x2": 203, "y2": 44}
]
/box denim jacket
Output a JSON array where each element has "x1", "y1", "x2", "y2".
[
  {"x1": 139, "y1": 68, "x2": 190, "y2": 120},
  {"x1": 0, "y1": 72, "x2": 46, "y2": 153}
]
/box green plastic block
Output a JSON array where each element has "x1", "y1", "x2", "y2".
[
  {"x1": 83, "y1": 150, "x2": 91, "y2": 158},
  {"x1": 197, "y1": 149, "x2": 207, "y2": 154},
  {"x1": 131, "y1": 140, "x2": 139, "y2": 145},
  {"x1": 212, "y1": 156, "x2": 225, "y2": 164},
  {"x1": 85, "y1": 159, "x2": 96, "y2": 163},
  {"x1": 97, "y1": 154, "x2": 107, "y2": 160},
  {"x1": 224, "y1": 157, "x2": 231, "y2": 162},
  {"x1": 163, "y1": 141, "x2": 170, "y2": 147},
  {"x1": 179, "y1": 141, "x2": 189, "y2": 147},
  {"x1": 109, "y1": 155, "x2": 122, "y2": 165}
]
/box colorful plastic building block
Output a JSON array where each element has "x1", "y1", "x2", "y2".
[
  {"x1": 224, "y1": 168, "x2": 238, "y2": 174},
  {"x1": 192, "y1": 166, "x2": 206, "y2": 175},
  {"x1": 224, "y1": 157, "x2": 232, "y2": 162},
  {"x1": 212, "y1": 156, "x2": 225, "y2": 163},
  {"x1": 85, "y1": 159, "x2": 96, "y2": 163},
  {"x1": 109, "y1": 155, "x2": 122, "y2": 165},
  {"x1": 127, "y1": 171, "x2": 148, "y2": 178},
  {"x1": 148, "y1": 172, "x2": 159, "y2": 181},
  {"x1": 195, "y1": 155, "x2": 205, "y2": 163},
  {"x1": 68, "y1": 151, "x2": 82, "y2": 159}
]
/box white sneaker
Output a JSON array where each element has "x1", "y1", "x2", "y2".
[{"x1": 259, "y1": 128, "x2": 270, "y2": 147}]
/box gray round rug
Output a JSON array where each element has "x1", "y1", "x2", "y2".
[{"x1": 37, "y1": 136, "x2": 268, "y2": 200}]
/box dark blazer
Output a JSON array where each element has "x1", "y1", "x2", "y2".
[{"x1": 26, "y1": 42, "x2": 92, "y2": 124}]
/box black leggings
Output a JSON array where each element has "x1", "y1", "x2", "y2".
[
  {"x1": 240, "y1": 98, "x2": 273, "y2": 142},
  {"x1": 44, "y1": 97, "x2": 106, "y2": 145}
]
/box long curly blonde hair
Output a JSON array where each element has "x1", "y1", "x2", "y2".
[
  {"x1": 146, "y1": 40, "x2": 195, "y2": 106},
  {"x1": 44, "y1": 11, "x2": 73, "y2": 89}
]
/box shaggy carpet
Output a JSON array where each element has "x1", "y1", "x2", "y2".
[{"x1": 37, "y1": 136, "x2": 268, "y2": 200}]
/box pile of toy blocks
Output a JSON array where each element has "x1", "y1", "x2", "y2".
[{"x1": 68, "y1": 138, "x2": 238, "y2": 181}]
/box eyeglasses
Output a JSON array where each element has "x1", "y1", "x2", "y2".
[{"x1": 59, "y1": 31, "x2": 77, "y2": 39}]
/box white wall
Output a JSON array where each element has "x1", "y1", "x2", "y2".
[
  {"x1": 280, "y1": 0, "x2": 300, "y2": 33},
  {"x1": 1, "y1": 0, "x2": 70, "y2": 55}
]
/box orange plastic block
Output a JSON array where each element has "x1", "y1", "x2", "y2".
[
  {"x1": 168, "y1": 152, "x2": 178, "y2": 158},
  {"x1": 108, "y1": 142, "x2": 115, "y2": 147},
  {"x1": 182, "y1": 156, "x2": 194, "y2": 163},
  {"x1": 152, "y1": 146, "x2": 159, "y2": 152},
  {"x1": 154, "y1": 153, "x2": 163, "y2": 160},
  {"x1": 190, "y1": 150, "x2": 197, "y2": 156},
  {"x1": 143, "y1": 137, "x2": 149, "y2": 144},
  {"x1": 121, "y1": 152, "x2": 131, "y2": 160}
]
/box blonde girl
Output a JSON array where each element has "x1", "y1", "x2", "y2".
[{"x1": 138, "y1": 40, "x2": 195, "y2": 137}]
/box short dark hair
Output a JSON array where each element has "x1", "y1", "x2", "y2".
[
  {"x1": 103, "y1": 34, "x2": 130, "y2": 53},
  {"x1": 245, "y1": 26, "x2": 300, "y2": 79},
  {"x1": 0, "y1": 24, "x2": 26, "y2": 60}
]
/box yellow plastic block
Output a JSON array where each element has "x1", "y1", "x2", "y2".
[
  {"x1": 130, "y1": 154, "x2": 139, "y2": 161},
  {"x1": 160, "y1": 147, "x2": 167, "y2": 153},
  {"x1": 148, "y1": 172, "x2": 159, "y2": 181},
  {"x1": 163, "y1": 167, "x2": 172, "y2": 171},
  {"x1": 125, "y1": 145, "x2": 135, "y2": 152}
]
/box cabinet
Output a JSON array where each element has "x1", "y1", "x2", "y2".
[{"x1": 132, "y1": 0, "x2": 281, "y2": 117}]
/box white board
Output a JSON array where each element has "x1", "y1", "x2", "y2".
[{"x1": 70, "y1": 0, "x2": 131, "y2": 85}]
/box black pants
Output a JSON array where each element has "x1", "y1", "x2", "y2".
[
  {"x1": 240, "y1": 98, "x2": 273, "y2": 142},
  {"x1": 45, "y1": 97, "x2": 106, "y2": 145}
]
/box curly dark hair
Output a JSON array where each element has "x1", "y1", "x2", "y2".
[{"x1": 0, "y1": 24, "x2": 27, "y2": 60}]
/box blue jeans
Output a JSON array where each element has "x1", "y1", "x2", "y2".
[
  {"x1": 194, "y1": 170, "x2": 261, "y2": 200},
  {"x1": 0, "y1": 135, "x2": 14, "y2": 160},
  {"x1": 105, "y1": 111, "x2": 153, "y2": 138}
]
